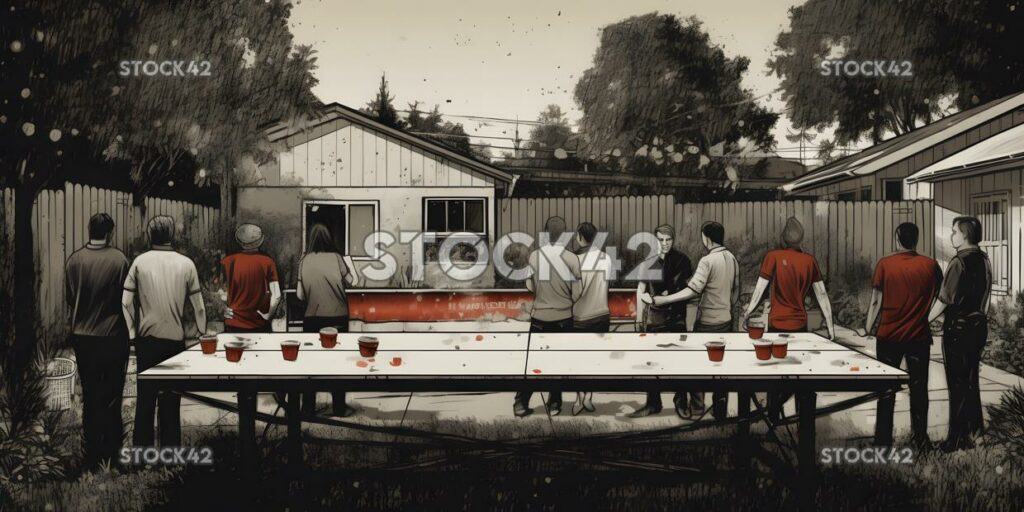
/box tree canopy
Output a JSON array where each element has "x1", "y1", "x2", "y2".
[
  {"x1": 526, "y1": 104, "x2": 574, "y2": 159},
  {"x1": 363, "y1": 73, "x2": 405, "y2": 130},
  {"x1": 573, "y1": 13, "x2": 777, "y2": 173}
]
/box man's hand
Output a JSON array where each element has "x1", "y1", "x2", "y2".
[
  {"x1": 652, "y1": 295, "x2": 665, "y2": 307},
  {"x1": 257, "y1": 310, "x2": 270, "y2": 321},
  {"x1": 224, "y1": 307, "x2": 234, "y2": 320},
  {"x1": 640, "y1": 293, "x2": 653, "y2": 305}
]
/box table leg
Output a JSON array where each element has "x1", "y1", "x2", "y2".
[
  {"x1": 237, "y1": 391, "x2": 257, "y2": 473},
  {"x1": 286, "y1": 391, "x2": 303, "y2": 469},
  {"x1": 796, "y1": 391, "x2": 818, "y2": 511},
  {"x1": 735, "y1": 391, "x2": 753, "y2": 468}
]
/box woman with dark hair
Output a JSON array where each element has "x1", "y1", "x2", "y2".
[
  {"x1": 928, "y1": 216, "x2": 992, "y2": 451},
  {"x1": 297, "y1": 223, "x2": 360, "y2": 417}
]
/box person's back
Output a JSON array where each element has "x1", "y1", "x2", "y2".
[
  {"x1": 874, "y1": 252, "x2": 942, "y2": 342},
  {"x1": 943, "y1": 248, "x2": 992, "y2": 324},
  {"x1": 529, "y1": 244, "x2": 581, "y2": 322},
  {"x1": 760, "y1": 247, "x2": 821, "y2": 330},
  {"x1": 574, "y1": 247, "x2": 610, "y2": 322},
  {"x1": 299, "y1": 252, "x2": 350, "y2": 318},
  {"x1": 223, "y1": 251, "x2": 279, "y2": 330},
  {"x1": 693, "y1": 247, "x2": 739, "y2": 326},
  {"x1": 126, "y1": 248, "x2": 200, "y2": 341},
  {"x1": 67, "y1": 245, "x2": 129, "y2": 336}
]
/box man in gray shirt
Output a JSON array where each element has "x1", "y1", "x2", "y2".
[
  {"x1": 65, "y1": 213, "x2": 130, "y2": 470},
  {"x1": 514, "y1": 216, "x2": 581, "y2": 417},
  {"x1": 122, "y1": 215, "x2": 207, "y2": 447}
]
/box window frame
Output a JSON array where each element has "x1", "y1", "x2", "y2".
[
  {"x1": 883, "y1": 179, "x2": 904, "y2": 201},
  {"x1": 421, "y1": 197, "x2": 489, "y2": 263},
  {"x1": 970, "y1": 190, "x2": 1010, "y2": 295},
  {"x1": 301, "y1": 199, "x2": 380, "y2": 261}
]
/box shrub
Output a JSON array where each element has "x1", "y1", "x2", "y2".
[
  {"x1": 986, "y1": 385, "x2": 1024, "y2": 460},
  {"x1": 827, "y1": 259, "x2": 874, "y2": 329},
  {"x1": 984, "y1": 291, "x2": 1024, "y2": 376}
]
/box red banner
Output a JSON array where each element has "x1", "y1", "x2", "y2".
[{"x1": 345, "y1": 289, "x2": 637, "y2": 323}]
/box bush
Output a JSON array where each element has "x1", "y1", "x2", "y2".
[
  {"x1": 828, "y1": 259, "x2": 874, "y2": 330},
  {"x1": 987, "y1": 385, "x2": 1024, "y2": 460},
  {"x1": 985, "y1": 291, "x2": 1024, "y2": 376}
]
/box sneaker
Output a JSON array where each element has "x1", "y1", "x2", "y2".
[
  {"x1": 332, "y1": 404, "x2": 358, "y2": 418},
  {"x1": 628, "y1": 404, "x2": 663, "y2": 418},
  {"x1": 514, "y1": 402, "x2": 534, "y2": 418},
  {"x1": 572, "y1": 393, "x2": 587, "y2": 416},
  {"x1": 547, "y1": 401, "x2": 562, "y2": 416},
  {"x1": 582, "y1": 392, "x2": 596, "y2": 412}
]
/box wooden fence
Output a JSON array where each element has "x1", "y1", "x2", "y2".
[
  {"x1": 497, "y1": 195, "x2": 935, "y2": 280},
  {"x1": 0, "y1": 183, "x2": 221, "y2": 331}
]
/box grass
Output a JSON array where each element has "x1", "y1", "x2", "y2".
[{"x1": 6, "y1": 405, "x2": 1024, "y2": 511}]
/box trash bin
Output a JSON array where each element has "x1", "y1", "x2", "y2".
[{"x1": 44, "y1": 357, "x2": 77, "y2": 411}]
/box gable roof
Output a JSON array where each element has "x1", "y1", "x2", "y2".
[
  {"x1": 907, "y1": 122, "x2": 1024, "y2": 183},
  {"x1": 262, "y1": 102, "x2": 514, "y2": 185},
  {"x1": 782, "y1": 91, "x2": 1024, "y2": 194}
]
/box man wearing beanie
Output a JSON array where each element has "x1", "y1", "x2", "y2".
[
  {"x1": 741, "y1": 217, "x2": 835, "y2": 421},
  {"x1": 222, "y1": 223, "x2": 281, "y2": 333}
]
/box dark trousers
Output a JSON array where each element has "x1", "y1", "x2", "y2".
[
  {"x1": 224, "y1": 324, "x2": 271, "y2": 334},
  {"x1": 71, "y1": 334, "x2": 129, "y2": 469},
  {"x1": 574, "y1": 315, "x2": 611, "y2": 333},
  {"x1": 942, "y1": 317, "x2": 987, "y2": 446},
  {"x1": 133, "y1": 337, "x2": 186, "y2": 447},
  {"x1": 875, "y1": 341, "x2": 931, "y2": 445},
  {"x1": 695, "y1": 320, "x2": 733, "y2": 419},
  {"x1": 642, "y1": 319, "x2": 687, "y2": 410},
  {"x1": 767, "y1": 324, "x2": 807, "y2": 420},
  {"x1": 303, "y1": 316, "x2": 350, "y2": 415},
  {"x1": 515, "y1": 317, "x2": 573, "y2": 408}
]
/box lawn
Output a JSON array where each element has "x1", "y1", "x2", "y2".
[{"x1": 5, "y1": 410, "x2": 1024, "y2": 511}]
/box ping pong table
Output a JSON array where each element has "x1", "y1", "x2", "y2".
[{"x1": 139, "y1": 331, "x2": 907, "y2": 491}]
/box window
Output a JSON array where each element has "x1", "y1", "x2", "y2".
[
  {"x1": 884, "y1": 180, "x2": 904, "y2": 201},
  {"x1": 423, "y1": 198, "x2": 487, "y2": 262},
  {"x1": 302, "y1": 200, "x2": 379, "y2": 259},
  {"x1": 836, "y1": 191, "x2": 856, "y2": 201},
  {"x1": 971, "y1": 192, "x2": 1010, "y2": 293},
  {"x1": 860, "y1": 186, "x2": 872, "y2": 201}
]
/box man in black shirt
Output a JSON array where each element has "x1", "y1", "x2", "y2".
[
  {"x1": 65, "y1": 213, "x2": 130, "y2": 470},
  {"x1": 927, "y1": 216, "x2": 992, "y2": 451},
  {"x1": 631, "y1": 224, "x2": 693, "y2": 418}
]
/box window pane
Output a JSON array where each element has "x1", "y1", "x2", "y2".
[
  {"x1": 447, "y1": 200, "x2": 465, "y2": 231},
  {"x1": 860, "y1": 187, "x2": 871, "y2": 201},
  {"x1": 885, "y1": 181, "x2": 903, "y2": 201},
  {"x1": 348, "y1": 205, "x2": 375, "y2": 257},
  {"x1": 426, "y1": 200, "x2": 447, "y2": 232},
  {"x1": 465, "y1": 200, "x2": 485, "y2": 233}
]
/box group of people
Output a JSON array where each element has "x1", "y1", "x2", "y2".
[
  {"x1": 64, "y1": 209, "x2": 992, "y2": 470},
  {"x1": 517, "y1": 214, "x2": 992, "y2": 452},
  {"x1": 65, "y1": 214, "x2": 358, "y2": 470}
]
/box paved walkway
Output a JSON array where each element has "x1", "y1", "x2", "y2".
[{"x1": 156, "y1": 326, "x2": 1023, "y2": 445}]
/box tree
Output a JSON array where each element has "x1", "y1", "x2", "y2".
[
  {"x1": 526, "y1": 105, "x2": 574, "y2": 159},
  {"x1": 574, "y1": 13, "x2": 777, "y2": 174},
  {"x1": 0, "y1": 0, "x2": 316, "y2": 430},
  {"x1": 404, "y1": 101, "x2": 490, "y2": 161},
  {"x1": 770, "y1": 0, "x2": 1024, "y2": 144},
  {"x1": 363, "y1": 74, "x2": 405, "y2": 129}
]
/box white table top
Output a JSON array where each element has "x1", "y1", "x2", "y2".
[
  {"x1": 145, "y1": 332, "x2": 903, "y2": 383},
  {"x1": 527, "y1": 332, "x2": 844, "y2": 351},
  {"x1": 192, "y1": 332, "x2": 529, "y2": 352}
]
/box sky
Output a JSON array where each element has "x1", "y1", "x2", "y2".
[{"x1": 289, "y1": 0, "x2": 825, "y2": 162}]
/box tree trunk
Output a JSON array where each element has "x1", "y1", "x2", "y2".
[
  {"x1": 7, "y1": 180, "x2": 40, "y2": 432},
  {"x1": 220, "y1": 155, "x2": 235, "y2": 251}
]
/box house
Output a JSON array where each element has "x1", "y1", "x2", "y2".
[
  {"x1": 782, "y1": 91, "x2": 1024, "y2": 201},
  {"x1": 241, "y1": 103, "x2": 516, "y2": 288},
  {"x1": 906, "y1": 122, "x2": 1024, "y2": 296}
]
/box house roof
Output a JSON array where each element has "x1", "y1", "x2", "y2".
[
  {"x1": 906, "y1": 122, "x2": 1024, "y2": 183},
  {"x1": 781, "y1": 91, "x2": 1024, "y2": 193},
  {"x1": 262, "y1": 102, "x2": 515, "y2": 185}
]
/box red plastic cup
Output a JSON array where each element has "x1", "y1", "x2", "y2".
[
  {"x1": 225, "y1": 341, "x2": 245, "y2": 362},
  {"x1": 358, "y1": 336, "x2": 379, "y2": 357},
  {"x1": 771, "y1": 341, "x2": 789, "y2": 358},
  {"x1": 748, "y1": 321, "x2": 765, "y2": 340},
  {"x1": 753, "y1": 340, "x2": 772, "y2": 361},
  {"x1": 199, "y1": 334, "x2": 218, "y2": 355},
  {"x1": 281, "y1": 340, "x2": 300, "y2": 361},
  {"x1": 319, "y1": 327, "x2": 338, "y2": 348},
  {"x1": 704, "y1": 341, "x2": 725, "y2": 362}
]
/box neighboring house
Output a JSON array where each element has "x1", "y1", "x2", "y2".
[
  {"x1": 782, "y1": 91, "x2": 1024, "y2": 201},
  {"x1": 244, "y1": 103, "x2": 516, "y2": 288},
  {"x1": 906, "y1": 122, "x2": 1024, "y2": 296}
]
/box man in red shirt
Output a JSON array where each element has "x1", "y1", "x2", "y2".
[
  {"x1": 741, "y1": 217, "x2": 835, "y2": 420},
  {"x1": 222, "y1": 224, "x2": 281, "y2": 333},
  {"x1": 866, "y1": 223, "x2": 942, "y2": 448}
]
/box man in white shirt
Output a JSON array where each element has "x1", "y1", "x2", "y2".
[
  {"x1": 571, "y1": 222, "x2": 611, "y2": 415},
  {"x1": 122, "y1": 215, "x2": 207, "y2": 447}
]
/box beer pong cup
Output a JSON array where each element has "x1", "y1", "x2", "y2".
[
  {"x1": 748, "y1": 320, "x2": 765, "y2": 340},
  {"x1": 771, "y1": 341, "x2": 789, "y2": 358},
  {"x1": 225, "y1": 341, "x2": 246, "y2": 362},
  {"x1": 358, "y1": 336, "x2": 379, "y2": 357},
  {"x1": 753, "y1": 340, "x2": 772, "y2": 361},
  {"x1": 704, "y1": 341, "x2": 725, "y2": 362},
  {"x1": 319, "y1": 327, "x2": 338, "y2": 348},
  {"x1": 281, "y1": 340, "x2": 300, "y2": 361},
  {"x1": 199, "y1": 334, "x2": 218, "y2": 355}
]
